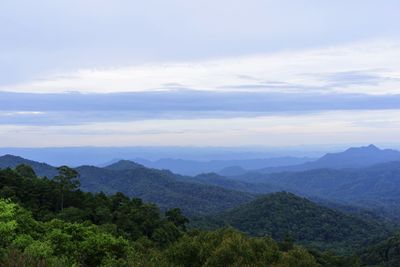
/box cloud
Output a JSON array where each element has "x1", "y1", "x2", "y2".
[
  {"x1": 308, "y1": 70, "x2": 400, "y2": 88},
  {"x1": 2, "y1": 1, "x2": 400, "y2": 86},
  {"x1": 2, "y1": 90, "x2": 400, "y2": 126},
  {"x1": 2, "y1": 40, "x2": 400, "y2": 95},
  {"x1": 2, "y1": 110, "x2": 400, "y2": 147}
]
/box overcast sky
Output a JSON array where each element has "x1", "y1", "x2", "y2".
[{"x1": 1, "y1": 0, "x2": 400, "y2": 147}]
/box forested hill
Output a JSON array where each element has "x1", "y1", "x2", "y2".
[
  {"x1": 237, "y1": 161, "x2": 400, "y2": 221},
  {"x1": 0, "y1": 154, "x2": 57, "y2": 177},
  {"x1": 76, "y1": 165, "x2": 255, "y2": 216},
  {"x1": 194, "y1": 192, "x2": 392, "y2": 252},
  {"x1": 0, "y1": 164, "x2": 398, "y2": 266},
  {"x1": 0, "y1": 155, "x2": 256, "y2": 216},
  {"x1": 0, "y1": 164, "x2": 354, "y2": 266}
]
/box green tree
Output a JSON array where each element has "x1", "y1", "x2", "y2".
[
  {"x1": 0, "y1": 199, "x2": 18, "y2": 246},
  {"x1": 15, "y1": 164, "x2": 36, "y2": 179},
  {"x1": 53, "y1": 166, "x2": 80, "y2": 211},
  {"x1": 165, "y1": 208, "x2": 189, "y2": 231}
]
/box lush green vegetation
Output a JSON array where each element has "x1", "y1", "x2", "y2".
[
  {"x1": 359, "y1": 233, "x2": 400, "y2": 266},
  {"x1": 1, "y1": 162, "x2": 400, "y2": 266},
  {"x1": 0, "y1": 165, "x2": 345, "y2": 266},
  {"x1": 193, "y1": 192, "x2": 391, "y2": 253},
  {"x1": 238, "y1": 161, "x2": 400, "y2": 222},
  {"x1": 0, "y1": 155, "x2": 255, "y2": 216}
]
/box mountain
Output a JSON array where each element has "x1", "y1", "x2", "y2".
[
  {"x1": 191, "y1": 173, "x2": 278, "y2": 194},
  {"x1": 359, "y1": 233, "x2": 400, "y2": 266},
  {"x1": 258, "y1": 145, "x2": 400, "y2": 173},
  {"x1": 135, "y1": 156, "x2": 314, "y2": 176},
  {"x1": 194, "y1": 192, "x2": 391, "y2": 252},
  {"x1": 218, "y1": 166, "x2": 247, "y2": 176},
  {"x1": 0, "y1": 154, "x2": 58, "y2": 177},
  {"x1": 0, "y1": 155, "x2": 255, "y2": 216},
  {"x1": 104, "y1": 159, "x2": 144, "y2": 171},
  {"x1": 76, "y1": 164, "x2": 255, "y2": 216},
  {"x1": 237, "y1": 161, "x2": 400, "y2": 221}
]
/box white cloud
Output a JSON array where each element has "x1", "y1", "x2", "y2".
[
  {"x1": 4, "y1": 40, "x2": 400, "y2": 95},
  {"x1": 2, "y1": 109, "x2": 400, "y2": 147},
  {"x1": 0, "y1": 111, "x2": 45, "y2": 116}
]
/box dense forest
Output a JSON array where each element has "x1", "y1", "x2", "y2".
[
  {"x1": 236, "y1": 161, "x2": 400, "y2": 221},
  {"x1": 0, "y1": 155, "x2": 255, "y2": 216},
  {"x1": 0, "y1": 164, "x2": 399, "y2": 266},
  {"x1": 192, "y1": 192, "x2": 392, "y2": 253},
  {"x1": 0, "y1": 165, "x2": 350, "y2": 266}
]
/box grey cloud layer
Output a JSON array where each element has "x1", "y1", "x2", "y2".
[{"x1": 2, "y1": 90, "x2": 400, "y2": 125}]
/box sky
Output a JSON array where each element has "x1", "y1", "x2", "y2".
[{"x1": 1, "y1": 0, "x2": 400, "y2": 148}]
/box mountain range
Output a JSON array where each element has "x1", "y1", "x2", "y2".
[
  {"x1": 131, "y1": 156, "x2": 315, "y2": 176},
  {"x1": 2, "y1": 144, "x2": 400, "y2": 220},
  {"x1": 0, "y1": 155, "x2": 255, "y2": 216},
  {"x1": 255, "y1": 144, "x2": 400, "y2": 174}
]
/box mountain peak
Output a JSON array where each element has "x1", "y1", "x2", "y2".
[
  {"x1": 365, "y1": 144, "x2": 379, "y2": 150},
  {"x1": 345, "y1": 144, "x2": 380, "y2": 153},
  {"x1": 312, "y1": 144, "x2": 400, "y2": 169},
  {"x1": 0, "y1": 154, "x2": 25, "y2": 160},
  {"x1": 105, "y1": 160, "x2": 144, "y2": 171}
]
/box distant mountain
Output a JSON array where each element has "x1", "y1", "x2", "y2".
[
  {"x1": 237, "y1": 161, "x2": 400, "y2": 221},
  {"x1": 0, "y1": 155, "x2": 255, "y2": 216},
  {"x1": 77, "y1": 165, "x2": 255, "y2": 216},
  {"x1": 195, "y1": 192, "x2": 391, "y2": 251},
  {"x1": 103, "y1": 160, "x2": 277, "y2": 194},
  {"x1": 191, "y1": 173, "x2": 278, "y2": 194},
  {"x1": 218, "y1": 166, "x2": 247, "y2": 176},
  {"x1": 258, "y1": 144, "x2": 400, "y2": 173},
  {"x1": 0, "y1": 154, "x2": 58, "y2": 177},
  {"x1": 135, "y1": 156, "x2": 314, "y2": 176},
  {"x1": 104, "y1": 160, "x2": 144, "y2": 171}
]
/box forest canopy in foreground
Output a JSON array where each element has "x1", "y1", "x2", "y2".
[{"x1": 0, "y1": 164, "x2": 397, "y2": 266}]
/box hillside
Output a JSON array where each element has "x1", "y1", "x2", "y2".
[
  {"x1": 359, "y1": 233, "x2": 400, "y2": 266},
  {"x1": 104, "y1": 160, "x2": 277, "y2": 194},
  {"x1": 76, "y1": 164, "x2": 255, "y2": 216},
  {"x1": 104, "y1": 159, "x2": 145, "y2": 171},
  {"x1": 258, "y1": 145, "x2": 400, "y2": 173},
  {"x1": 0, "y1": 166, "x2": 330, "y2": 267},
  {"x1": 192, "y1": 172, "x2": 278, "y2": 194},
  {"x1": 195, "y1": 192, "x2": 391, "y2": 252},
  {"x1": 238, "y1": 161, "x2": 400, "y2": 221},
  {"x1": 0, "y1": 154, "x2": 58, "y2": 177},
  {"x1": 135, "y1": 156, "x2": 314, "y2": 176},
  {"x1": 0, "y1": 156, "x2": 255, "y2": 216}
]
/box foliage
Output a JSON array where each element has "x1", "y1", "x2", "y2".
[
  {"x1": 359, "y1": 232, "x2": 400, "y2": 266},
  {"x1": 0, "y1": 164, "x2": 394, "y2": 266},
  {"x1": 0, "y1": 154, "x2": 256, "y2": 216},
  {"x1": 193, "y1": 192, "x2": 391, "y2": 253},
  {"x1": 241, "y1": 161, "x2": 400, "y2": 222}
]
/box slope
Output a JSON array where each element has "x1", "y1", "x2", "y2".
[
  {"x1": 258, "y1": 145, "x2": 400, "y2": 173},
  {"x1": 195, "y1": 192, "x2": 391, "y2": 252},
  {"x1": 76, "y1": 164, "x2": 255, "y2": 216},
  {"x1": 0, "y1": 154, "x2": 58, "y2": 177},
  {"x1": 239, "y1": 161, "x2": 400, "y2": 220}
]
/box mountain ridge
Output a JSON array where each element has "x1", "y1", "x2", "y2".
[
  {"x1": 194, "y1": 192, "x2": 392, "y2": 252},
  {"x1": 257, "y1": 144, "x2": 400, "y2": 173},
  {"x1": 0, "y1": 154, "x2": 256, "y2": 216}
]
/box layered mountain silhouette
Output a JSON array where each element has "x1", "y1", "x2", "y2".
[
  {"x1": 257, "y1": 144, "x2": 400, "y2": 173},
  {"x1": 0, "y1": 155, "x2": 255, "y2": 216},
  {"x1": 3, "y1": 145, "x2": 400, "y2": 219},
  {"x1": 134, "y1": 156, "x2": 314, "y2": 175},
  {"x1": 195, "y1": 192, "x2": 391, "y2": 251},
  {"x1": 0, "y1": 154, "x2": 58, "y2": 177}
]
